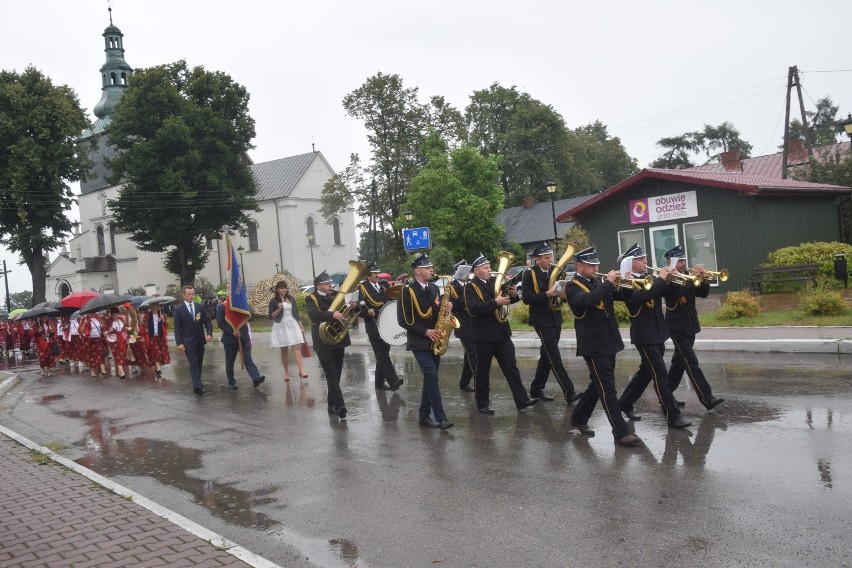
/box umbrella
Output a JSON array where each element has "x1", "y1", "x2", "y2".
[
  {"x1": 0, "y1": 309, "x2": 7, "y2": 319},
  {"x1": 78, "y1": 293, "x2": 131, "y2": 315},
  {"x1": 127, "y1": 295, "x2": 150, "y2": 309},
  {"x1": 8, "y1": 308, "x2": 27, "y2": 320},
  {"x1": 247, "y1": 272, "x2": 300, "y2": 314},
  {"x1": 139, "y1": 296, "x2": 178, "y2": 309},
  {"x1": 379, "y1": 272, "x2": 392, "y2": 279},
  {"x1": 32, "y1": 301, "x2": 62, "y2": 309},
  {"x1": 60, "y1": 290, "x2": 100, "y2": 309},
  {"x1": 20, "y1": 306, "x2": 60, "y2": 319}
]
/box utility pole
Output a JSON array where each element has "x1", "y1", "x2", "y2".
[
  {"x1": 781, "y1": 65, "x2": 814, "y2": 178},
  {"x1": 371, "y1": 179, "x2": 378, "y2": 262},
  {"x1": 1, "y1": 260, "x2": 11, "y2": 311}
]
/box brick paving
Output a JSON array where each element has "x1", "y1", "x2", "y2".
[{"x1": 0, "y1": 435, "x2": 251, "y2": 568}]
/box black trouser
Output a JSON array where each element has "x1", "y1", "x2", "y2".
[
  {"x1": 316, "y1": 347, "x2": 345, "y2": 410},
  {"x1": 619, "y1": 343, "x2": 681, "y2": 423},
  {"x1": 668, "y1": 333, "x2": 715, "y2": 406},
  {"x1": 458, "y1": 336, "x2": 475, "y2": 389},
  {"x1": 472, "y1": 338, "x2": 530, "y2": 409},
  {"x1": 365, "y1": 320, "x2": 399, "y2": 387},
  {"x1": 530, "y1": 326, "x2": 576, "y2": 400},
  {"x1": 571, "y1": 355, "x2": 630, "y2": 439}
]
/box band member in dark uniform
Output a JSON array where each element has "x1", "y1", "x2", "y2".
[
  {"x1": 306, "y1": 271, "x2": 351, "y2": 420},
  {"x1": 447, "y1": 260, "x2": 475, "y2": 392},
  {"x1": 567, "y1": 246, "x2": 641, "y2": 447},
  {"x1": 522, "y1": 243, "x2": 581, "y2": 403},
  {"x1": 464, "y1": 253, "x2": 538, "y2": 415},
  {"x1": 663, "y1": 245, "x2": 725, "y2": 410},
  {"x1": 398, "y1": 254, "x2": 453, "y2": 430},
  {"x1": 616, "y1": 244, "x2": 691, "y2": 429},
  {"x1": 358, "y1": 262, "x2": 403, "y2": 391}
]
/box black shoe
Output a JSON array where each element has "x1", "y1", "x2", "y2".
[
  {"x1": 193, "y1": 386, "x2": 207, "y2": 396},
  {"x1": 419, "y1": 417, "x2": 440, "y2": 428},
  {"x1": 571, "y1": 422, "x2": 596, "y2": 436},
  {"x1": 616, "y1": 433, "x2": 643, "y2": 447},
  {"x1": 623, "y1": 409, "x2": 642, "y2": 421},
  {"x1": 531, "y1": 392, "x2": 555, "y2": 401},
  {"x1": 704, "y1": 397, "x2": 725, "y2": 411},
  {"x1": 478, "y1": 407, "x2": 495, "y2": 415},
  {"x1": 155, "y1": 370, "x2": 162, "y2": 378},
  {"x1": 228, "y1": 384, "x2": 238, "y2": 391},
  {"x1": 439, "y1": 419, "x2": 454, "y2": 431},
  {"x1": 517, "y1": 399, "x2": 538, "y2": 411},
  {"x1": 673, "y1": 397, "x2": 685, "y2": 408},
  {"x1": 337, "y1": 406, "x2": 348, "y2": 419},
  {"x1": 390, "y1": 379, "x2": 403, "y2": 391},
  {"x1": 668, "y1": 416, "x2": 692, "y2": 429},
  {"x1": 252, "y1": 375, "x2": 266, "y2": 388},
  {"x1": 459, "y1": 384, "x2": 475, "y2": 392}
]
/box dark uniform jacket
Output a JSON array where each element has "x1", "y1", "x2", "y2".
[
  {"x1": 522, "y1": 265, "x2": 563, "y2": 328},
  {"x1": 305, "y1": 291, "x2": 351, "y2": 351},
  {"x1": 623, "y1": 275, "x2": 670, "y2": 345},
  {"x1": 663, "y1": 279, "x2": 710, "y2": 336},
  {"x1": 448, "y1": 279, "x2": 471, "y2": 341},
  {"x1": 566, "y1": 274, "x2": 626, "y2": 357},
  {"x1": 397, "y1": 280, "x2": 440, "y2": 351},
  {"x1": 464, "y1": 277, "x2": 517, "y2": 343},
  {"x1": 357, "y1": 279, "x2": 391, "y2": 327},
  {"x1": 216, "y1": 302, "x2": 252, "y2": 345}
]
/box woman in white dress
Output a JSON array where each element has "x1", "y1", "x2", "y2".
[{"x1": 268, "y1": 280, "x2": 307, "y2": 381}]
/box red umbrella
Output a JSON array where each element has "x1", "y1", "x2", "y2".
[{"x1": 60, "y1": 290, "x2": 101, "y2": 309}]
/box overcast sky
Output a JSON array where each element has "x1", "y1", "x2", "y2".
[{"x1": 2, "y1": 0, "x2": 851, "y2": 295}]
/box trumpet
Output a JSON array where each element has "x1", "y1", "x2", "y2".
[
  {"x1": 597, "y1": 274, "x2": 654, "y2": 290},
  {"x1": 699, "y1": 269, "x2": 729, "y2": 283},
  {"x1": 652, "y1": 267, "x2": 701, "y2": 286}
]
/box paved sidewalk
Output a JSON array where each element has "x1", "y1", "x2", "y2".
[{"x1": 0, "y1": 429, "x2": 277, "y2": 568}]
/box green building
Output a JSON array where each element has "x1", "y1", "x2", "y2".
[{"x1": 557, "y1": 168, "x2": 850, "y2": 291}]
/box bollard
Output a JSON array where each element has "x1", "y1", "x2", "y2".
[{"x1": 834, "y1": 253, "x2": 848, "y2": 288}]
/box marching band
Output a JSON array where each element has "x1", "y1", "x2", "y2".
[{"x1": 1, "y1": 241, "x2": 727, "y2": 446}]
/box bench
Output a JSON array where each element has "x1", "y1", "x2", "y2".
[{"x1": 749, "y1": 263, "x2": 819, "y2": 294}]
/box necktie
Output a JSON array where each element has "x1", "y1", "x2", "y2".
[{"x1": 188, "y1": 303, "x2": 194, "y2": 318}]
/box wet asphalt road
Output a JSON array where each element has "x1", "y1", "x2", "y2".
[{"x1": 1, "y1": 341, "x2": 850, "y2": 568}]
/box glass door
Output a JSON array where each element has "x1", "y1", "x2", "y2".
[
  {"x1": 649, "y1": 225, "x2": 679, "y2": 269},
  {"x1": 683, "y1": 220, "x2": 719, "y2": 284}
]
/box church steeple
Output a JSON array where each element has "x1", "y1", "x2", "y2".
[{"x1": 92, "y1": 7, "x2": 132, "y2": 121}]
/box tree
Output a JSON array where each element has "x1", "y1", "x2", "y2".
[
  {"x1": 650, "y1": 121, "x2": 752, "y2": 167},
  {"x1": 786, "y1": 96, "x2": 844, "y2": 148},
  {"x1": 790, "y1": 145, "x2": 852, "y2": 243},
  {"x1": 567, "y1": 121, "x2": 638, "y2": 193},
  {"x1": 0, "y1": 67, "x2": 91, "y2": 304},
  {"x1": 9, "y1": 291, "x2": 33, "y2": 310},
  {"x1": 105, "y1": 60, "x2": 258, "y2": 285},
  {"x1": 405, "y1": 130, "x2": 505, "y2": 261}
]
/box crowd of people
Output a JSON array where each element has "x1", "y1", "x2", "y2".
[{"x1": 3, "y1": 242, "x2": 726, "y2": 449}]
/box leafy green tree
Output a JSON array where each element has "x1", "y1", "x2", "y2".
[
  {"x1": 786, "y1": 96, "x2": 843, "y2": 148},
  {"x1": 9, "y1": 291, "x2": 33, "y2": 310},
  {"x1": 0, "y1": 67, "x2": 91, "y2": 304},
  {"x1": 405, "y1": 130, "x2": 505, "y2": 261},
  {"x1": 650, "y1": 121, "x2": 752, "y2": 167},
  {"x1": 567, "y1": 121, "x2": 638, "y2": 193},
  {"x1": 790, "y1": 145, "x2": 852, "y2": 243},
  {"x1": 104, "y1": 60, "x2": 259, "y2": 285}
]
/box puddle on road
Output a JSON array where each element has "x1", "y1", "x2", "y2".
[{"x1": 50, "y1": 407, "x2": 279, "y2": 530}]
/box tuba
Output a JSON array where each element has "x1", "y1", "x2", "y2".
[
  {"x1": 431, "y1": 277, "x2": 461, "y2": 356},
  {"x1": 318, "y1": 260, "x2": 370, "y2": 345},
  {"x1": 493, "y1": 251, "x2": 517, "y2": 323},
  {"x1": 547, "y1": 243, "x2": 577, "y2": 311}
]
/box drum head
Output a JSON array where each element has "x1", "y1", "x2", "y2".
[{"x1": 376, "y1": 300, "x2": 407, "y2": 346}]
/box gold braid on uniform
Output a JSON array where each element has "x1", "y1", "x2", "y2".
[
  {"x1": 359, "y1": 283, "x2": 384, "y2": 307},
  {"x1": 447, "y1": 285, "x2": 459, "y2": 300},
  {"x1": 568, "y1": 279, "x2": 607, "y2": 320},
  {"x1": 401, "y1": 286, "x2": 433, "y2": 326}
]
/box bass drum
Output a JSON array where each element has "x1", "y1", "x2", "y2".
[{"x1": 376, "y1": 300, "x2": 407, "y2": 346}]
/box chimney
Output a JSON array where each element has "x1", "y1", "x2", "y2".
[
  {"x1": 787, "y1": 139, "x2": 807, "y2": 164},
  {"x1": 522, "y1": 196, "x2": 536, "y2": 208},
  {"x1": 720, "y1": 151, "x2": 742, "y2": 172}
]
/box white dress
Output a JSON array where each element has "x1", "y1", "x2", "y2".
[{"x1": 270, "y1": 301, "x2": 303, "y2": 348}]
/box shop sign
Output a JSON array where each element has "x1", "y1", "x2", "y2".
[{"x1": 629, "y1": 191, "x2": 697, "y2": 225}]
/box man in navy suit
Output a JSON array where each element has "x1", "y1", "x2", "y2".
[
  {"x1": 216, "y1": 299, "x2": 265, "y2": 390},
  {"x1": 173, "y1": 285, "x2": 213, "y2": 395}
]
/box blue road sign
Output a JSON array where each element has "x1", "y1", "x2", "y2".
[{"x1": 403, "y1": 227, "x2": 431, "y2": 252}]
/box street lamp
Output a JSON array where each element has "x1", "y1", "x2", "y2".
[
  {"x1": 236, "y1": 245, "x2": 246, "y2": 288},
  {"x1": 404, "y1": 210, "x2": 413, "y2": 229},
  {"x1": 275, "y1": 262, "x2": 279, "y2": 274},
  {"x1": 841, "y1": 114, "x2": 852, "y2": 150},
  {"x1": 1, "y1": 260, "x2": 11, "y2": 311},
  {"x1": 306, "y1": 233, "x2": 316, "y2": 280},
  {"x1": 545, "y1": 181, "x2": 558, "y2": 254}
]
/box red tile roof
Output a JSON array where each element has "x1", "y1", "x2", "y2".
[{"x1": 690, "y1": 141, "x2": 849, "y2": 177}]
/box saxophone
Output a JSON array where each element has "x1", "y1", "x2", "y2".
[
  {"x1": 547, "y1": 243, "x2": 578, "y2": 311},
  {"x1": 318, "y1": 260, "x2": 370, "y2": 345},
  {"x1": 431, "y1": 280, "x2": 460, "y2": 356}
]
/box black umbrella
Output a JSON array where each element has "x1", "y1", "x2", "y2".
[
  {"x1": 127, "y1": 295, "x2": 150, "y2": 309},
  {"x1": 20, "y1": 306, "x2": 60, "y2": 319},
  {"x1": 78, "y1": 293, "x2": 131, "y2": 315}
]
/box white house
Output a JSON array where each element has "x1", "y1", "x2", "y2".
[{"x1": 46, "y1": 16, "x2": 356, "y2": 300}]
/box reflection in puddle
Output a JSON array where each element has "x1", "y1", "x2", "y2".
[
  {"x1": 57, "y1": 408, "x2": 278, "y2": 530},
  {"x1": 269, "y1": 527, "x2": 369, "y2": 568}
]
